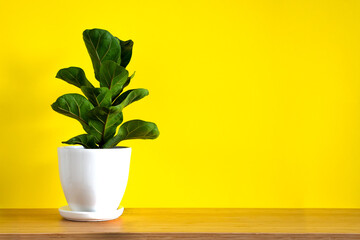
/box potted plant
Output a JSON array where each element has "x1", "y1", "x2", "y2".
[{"x1": 51, "y1": 28, "x2": 159, "y2": 221}]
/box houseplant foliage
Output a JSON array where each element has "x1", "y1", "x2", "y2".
[{"x1": 51, "y1": 29, "x2": 159, "y2": 148}]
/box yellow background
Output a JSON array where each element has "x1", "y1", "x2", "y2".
[{"x1": 1, "y1": 0, "x2": 360, "y2": 208}]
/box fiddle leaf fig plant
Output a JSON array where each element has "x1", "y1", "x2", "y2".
[{"x1": 51, "y1": 28, "x2": 159, "y2": 148}]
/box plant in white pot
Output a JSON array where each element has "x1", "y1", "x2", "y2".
[{"x1": 51, "y1": 28, "x2": 159, "y2": 221}]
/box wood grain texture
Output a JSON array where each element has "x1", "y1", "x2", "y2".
[{"x1": 1, "y1": 208, "x2": 360, "y2": 239}]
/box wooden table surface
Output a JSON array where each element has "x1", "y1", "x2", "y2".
[{"x1": 1, "y1": 208, "x2": 360, "y2": 239}]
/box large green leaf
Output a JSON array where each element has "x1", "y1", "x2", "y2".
[
  {"x1": 112, "y1": 71, "x2": 135, "y2": 103},
  {"x1": 51, "y1": 94, "x2": 94, "y2": 133},
  {"x1": 112, "y1": 88, "x2": 149, "y2": 110},
  {"x1": 103, "y1": 120, "x2": 159, "y2": 148},
  {"x1": 56, "y1": 67, "x2": 94, "y2": 88},
  {"x1": 125, "y1": 71, "x2": 136, "y2": 89},
  {"x1": 81, "y1": 87, "x2": 112, "y2": 107},
  {"x1": 62, "y1": 134, "x2": 98, "y2": 149},
  {"x1": 117, "y1": 38, "x2": 133, "y2": 68},
  {"x1": 99, "y1": 60, "x2": 129, "y2": 98},
  {"x1": 87, "y1": 107, "x2": 124, "y2": 144},
  {"x1": 83, "y1": 29, "x2": 121, "y2": 80}
]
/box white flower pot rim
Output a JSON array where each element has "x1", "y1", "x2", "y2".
[{"x1": 58, "y1": 146, "x2": 131, "y2": 151}]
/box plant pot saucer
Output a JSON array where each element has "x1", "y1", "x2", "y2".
[{"x1": 59, "y1": 205, "x2": 124, "y2": 221}]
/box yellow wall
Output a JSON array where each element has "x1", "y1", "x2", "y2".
[{"x1": 1, "y1": 0, "x2": 360, "y2": 208}]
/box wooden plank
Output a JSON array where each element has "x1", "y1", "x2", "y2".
[{"x1": 0, "y1": 208, "x2": 360, "y2": 239}]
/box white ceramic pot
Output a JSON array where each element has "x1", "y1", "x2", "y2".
[{"x1": 58, "y1": 146, "x2": 131, "y2": 212}]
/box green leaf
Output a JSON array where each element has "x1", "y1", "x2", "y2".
[
  {"x1": 117, "y1": 38, "x2": 133, "y2": 68},
  {"x1": 103, "y1": 120, "x2": 159, "y2": 148},
  {"x1": 112, "y1": 88, "x2": 149, "y2": 110},
  {"x1": 81, "y1": 87, "x2": 112, "y2": 107},
  {"x1": 111, "y1": 71, "x2": 136, "y2": 103},
  {"x1": 122, "y1": 71, "x2": 135, "y2": 92},
  {"x1": 62, "y1": 134, "x2": 98, "y2": 149},
  {"x1": 56, "y1": 67, "x2": 94, "y2": 88},
  {"x1": 126, "y1": 71, "x2": 136, "y2": 87},
  {"x1": 87, "y1": 106, "x2": 124, "y2": 144},
  {"x1": 51, "y1": 94, "x2": 94, "y2": 133},
  {"x1": 99, "y1": 60, "x2": 129, "y2": 98},
  {"x1": 83, "y1": 29, "x2": 121, "y2": 80}
]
